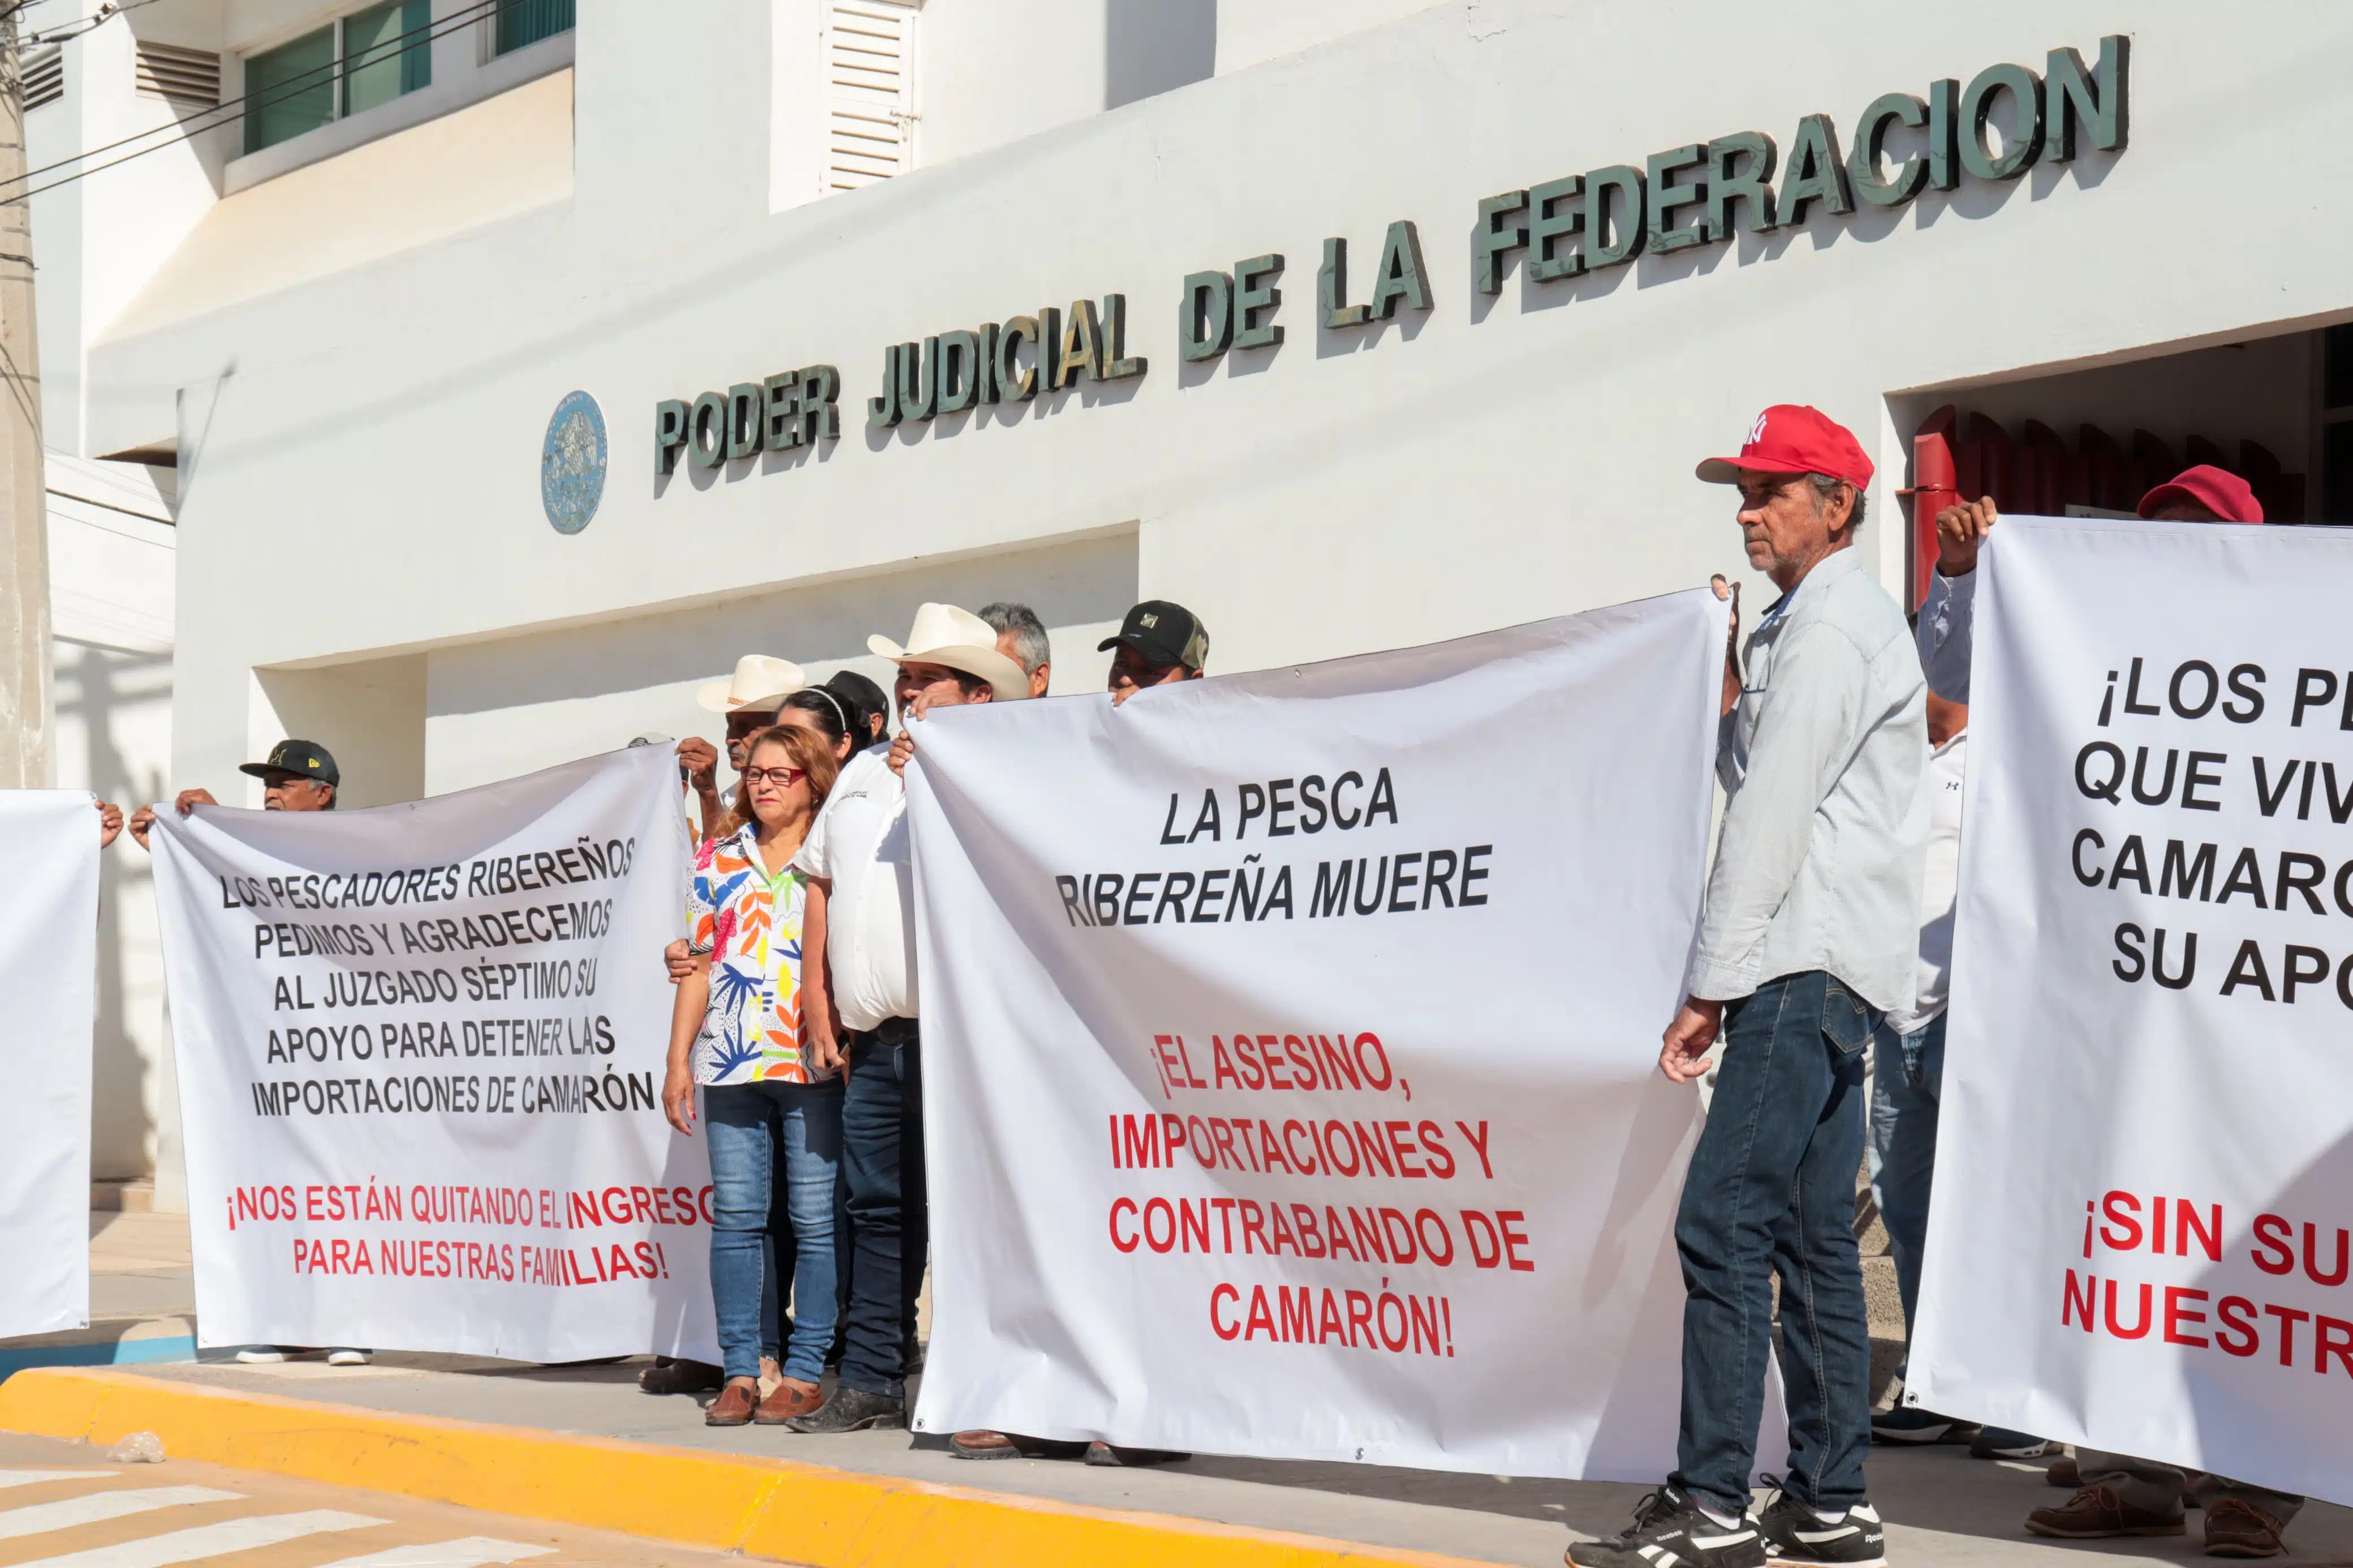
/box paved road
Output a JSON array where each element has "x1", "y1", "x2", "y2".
[{"x1": 0, "y1": 1434, "x2": 734, "y2": 1568}]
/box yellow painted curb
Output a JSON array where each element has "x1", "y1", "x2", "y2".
[{"x1": 0, "y1": 1367, "x2": 1505, "y2": 1568}]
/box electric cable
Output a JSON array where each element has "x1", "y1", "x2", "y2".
[
  {"x1": 7, "y1": 0, "x2": 503, "y2": 189},
  {"x1": 29, "y1": 0, "x2": 169, "y2": 47},
  {"x1": 3, "y1": 0, "x2": 515, "y2": 199}
]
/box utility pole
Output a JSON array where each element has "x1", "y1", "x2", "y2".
[{"x1": 0, "y1": 0, "x2": 47, "y2": 789}]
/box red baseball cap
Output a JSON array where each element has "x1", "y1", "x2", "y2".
[
  {"x1": 2137, "y1": 465, "x2": 2262, "y2": 525},
  {"x1": 1696, "y1": 404, "x2": 1874, "y2": 491}
]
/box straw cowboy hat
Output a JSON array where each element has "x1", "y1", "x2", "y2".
[
  {"x1": 697, "y1": 654, "x2": 805, "y2": 713},
  {"x1": 867, "y1": 603, "x2": 1030, "y2": 701}
]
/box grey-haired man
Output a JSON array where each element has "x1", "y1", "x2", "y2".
[{"x1": 977, "y1": 602, "x2": 1052, "y2": 698}]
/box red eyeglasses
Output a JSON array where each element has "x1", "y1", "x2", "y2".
[{"x1": 742, "y1": 766, "x2": 806, "y2": 787}]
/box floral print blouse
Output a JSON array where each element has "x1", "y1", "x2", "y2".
[{"x1": 685, "y1": 822, "x2": 812, "y2": 1085}]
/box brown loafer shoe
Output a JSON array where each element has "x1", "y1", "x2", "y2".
[
  {"x1": 2046, "y1": 1454, "x2": 2079, "y2": 1488},
  {"x1": 2026, "y1": 1485, "x2": 2184, "y2": 1539},
  {"x1": 2204, "y1": 1499, "x2": 2286, "y2": 1558},
  {"x1": 704, "y1": 1379, "x2": 759, "y2": 1427},
  {"x1": 639, "y1": 1358, "x2": 722, "y2": 1395},
  {"x1": 951, "y1": 1429, "x2": 1019, "y2": 1459},
  {"x1": 754, "y1": 1378, "x2": 824, "y2": 1426}
]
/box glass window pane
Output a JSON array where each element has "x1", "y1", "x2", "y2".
[
  {"x1": 245, "y1": 26, "x2": 335, "y2": 154},
  {"x1": 342, "y1": 0, "x2": 421, "y2": 118},
  {"x1": 495, "y1": 0, "x2": 574, "y2": 55}
]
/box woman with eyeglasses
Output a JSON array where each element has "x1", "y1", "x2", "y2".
[{"x1": 663, "y1": 721, "x2": 844, "y2": 1426}]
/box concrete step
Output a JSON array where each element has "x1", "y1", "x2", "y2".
[{"x1": 90, "y1": 1181, "x2": 156, "y2": 1213}]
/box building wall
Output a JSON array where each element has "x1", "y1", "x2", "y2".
[
  {"x1": 1107, "y1": 0, "x2": 1216, "y2": 110},
  {"x1": 46, "y1": 459, "x2": 179, "y2": 1200},
  {"x1": 1213, "y1": 0, "x2": 1441, "y2": 76},
  {"x1": 422, "y1": 530, "x2": 1133, "y2": 797},
  {"x1": 74, "y1": 1, "x2": 2353, "y2": 846},
  {"x1": 27, "y1": 3, "x2": 231, "y2": 457},
  {"x1": 912, "y1": 0, "x2": 1109, "y2": 169}
]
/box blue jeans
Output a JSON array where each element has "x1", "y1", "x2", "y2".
[
  {"x1": 1673, "y1": 970, "x2": 1876, "y2": 1516},
  {"x1": 1867, "y1": 1013, "x2": 1943, "y2": 1349},
  {"x1": 705, "y1": 1079, "x2": 843, "y2": 1384},
  {"x1": 759, "y1": 1167, "x2": 852, "y2": 1364},
  {"x1": 838, "y1": 1022, "x2": 925, "y2": 1399}
]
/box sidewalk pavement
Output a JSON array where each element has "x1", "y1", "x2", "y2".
[
  {"x1": 0, "y1": 1212, "x2": 199, "y2": 1378},
  {"x1": 8, "y1": 1212, "x2": 2348, "y2": 1567}
]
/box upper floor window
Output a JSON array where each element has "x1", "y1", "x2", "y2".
[
  {"x1": 823, "y1": 1, "x2": 917, "y2": 193},
  {"x1": 494, "y1": 0, "x2": 574, "y2": 56},
  {"x1": 244, "y1": 1, "x2": 432, "y2": 155}
]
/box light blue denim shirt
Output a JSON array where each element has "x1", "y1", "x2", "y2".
[
  {"x1": 1915, "y1": 568, "x2": 1975, "y2": 703},
  {"x1": 1691, "y1": 547, "x2": 1929, "y2": 1012}
]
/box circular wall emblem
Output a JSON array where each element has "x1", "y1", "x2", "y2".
[{"x1": 540, "y1": 391, "x2": 607, "y2": 534}]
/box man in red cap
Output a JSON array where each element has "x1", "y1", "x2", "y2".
[
  {"x1": 1574, "y1": 407, "x2": 1924, "y2": 1568},
  {"x1": 1918, "y1": 468, "x2": 2300, "y2": 1558},
  {"x1": 1919, "y1": 464, "x2": 2262, "y2": 703}
]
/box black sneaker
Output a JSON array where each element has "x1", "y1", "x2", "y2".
[
  {"x1": 1869, "y1": 1405, "x2": 1979, "y2": 1445},
  {"x1": 1966, "y1": 1425, "x2": 2054, "y2": 1459},
  {"x1": 1567, "y1": 1484, "x2": 1765, "y2": 1568},
  {"x1": 1756, "y1": 1488, "x2": 1887, "y2": 1567},
  {"x1": 782, "y1": 1385, "x2": 906, "y2": 1433}
]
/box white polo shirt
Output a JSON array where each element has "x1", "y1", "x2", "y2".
[{"x1": 794, "y1": 746, "x2": 916, "y2": 1031}]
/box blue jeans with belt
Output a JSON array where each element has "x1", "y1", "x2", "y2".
[
  {"x1": 705, "y1": 1078, "x2": 843, "y2": 1384},
  {"x1": 1672, "y1": 970, "x2": 1877, "y2": 1517},
  {"x1": 838, "y1": 1021, "x2": 925, "y2": 1400}
]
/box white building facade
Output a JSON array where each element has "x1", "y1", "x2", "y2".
[{"x1": 33, "y1": 2, "x2": 2353, "y2": 1189}]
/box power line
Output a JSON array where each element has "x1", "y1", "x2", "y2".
[
  {"x1": 28, "y1": 0, "x2": 168, "y2": 47},
  {"x1": 8, "y1": 0, "x2": 502, "y2": 190},
  {"x1": 5, "y1": 0, "x2": 515, "y2": 201}
]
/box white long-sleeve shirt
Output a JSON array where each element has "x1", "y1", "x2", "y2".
[{"x1": 1690, "y1": 547, "x2": 1930, "y2": 1013}]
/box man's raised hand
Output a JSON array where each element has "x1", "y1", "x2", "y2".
[{"x1": 1936, "y1": 497, "x2": 1998, "y2": 577}]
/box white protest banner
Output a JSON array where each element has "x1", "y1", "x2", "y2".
[
  {"x1": 1911, "y1": 515, "x2": 2353, "y2": 1504},
  {"x1": 152, "y1": 746, "x2": 713, "y2": 1362},
  {"x1": 907, "y1": 591, "x2": 1749, "y2": 1476},
  {"x1": 0, "y1": 792, "x2": 99, "y2": 1340}
]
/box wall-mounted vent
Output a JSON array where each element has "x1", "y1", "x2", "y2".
[
  {"x1": 135, "y1": 41, "x2": 221, "y2": 106},
  {"x1": 23, "y1": 46, "x2": 62, "y2": 111}
]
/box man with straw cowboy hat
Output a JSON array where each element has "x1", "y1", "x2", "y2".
[
  {"x1": 787, "y1": 604, "x2": 1029, "y2": 1434},
  {"x1": 877, "y1": 602, "x2": 1032, "y2": 777},
  {"x1": 678, "y1": 655, "x2": 805, "y2": 844}
]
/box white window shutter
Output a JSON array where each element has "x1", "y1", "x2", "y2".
[{"x1": 822, "y1": 1, "x2": 916, "y2": 194}]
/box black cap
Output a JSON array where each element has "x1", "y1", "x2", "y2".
[
  {"x1": 239, "y1": 738, "x2": 339, "y2": 787},
  {"x1": 824, "y1": 669, "x2": 891, "y2": 745},
  {"x1": 1098, "y1": 600, "x2": 1209, "y2": 673}
]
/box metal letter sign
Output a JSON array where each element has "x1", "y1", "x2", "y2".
[
  {"x1": 636, "y1": 33, "x2": 2128, "y2": 507},
  {"x1": 1469, "y1": 34, "x2": 2122, "y2": 294}
]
